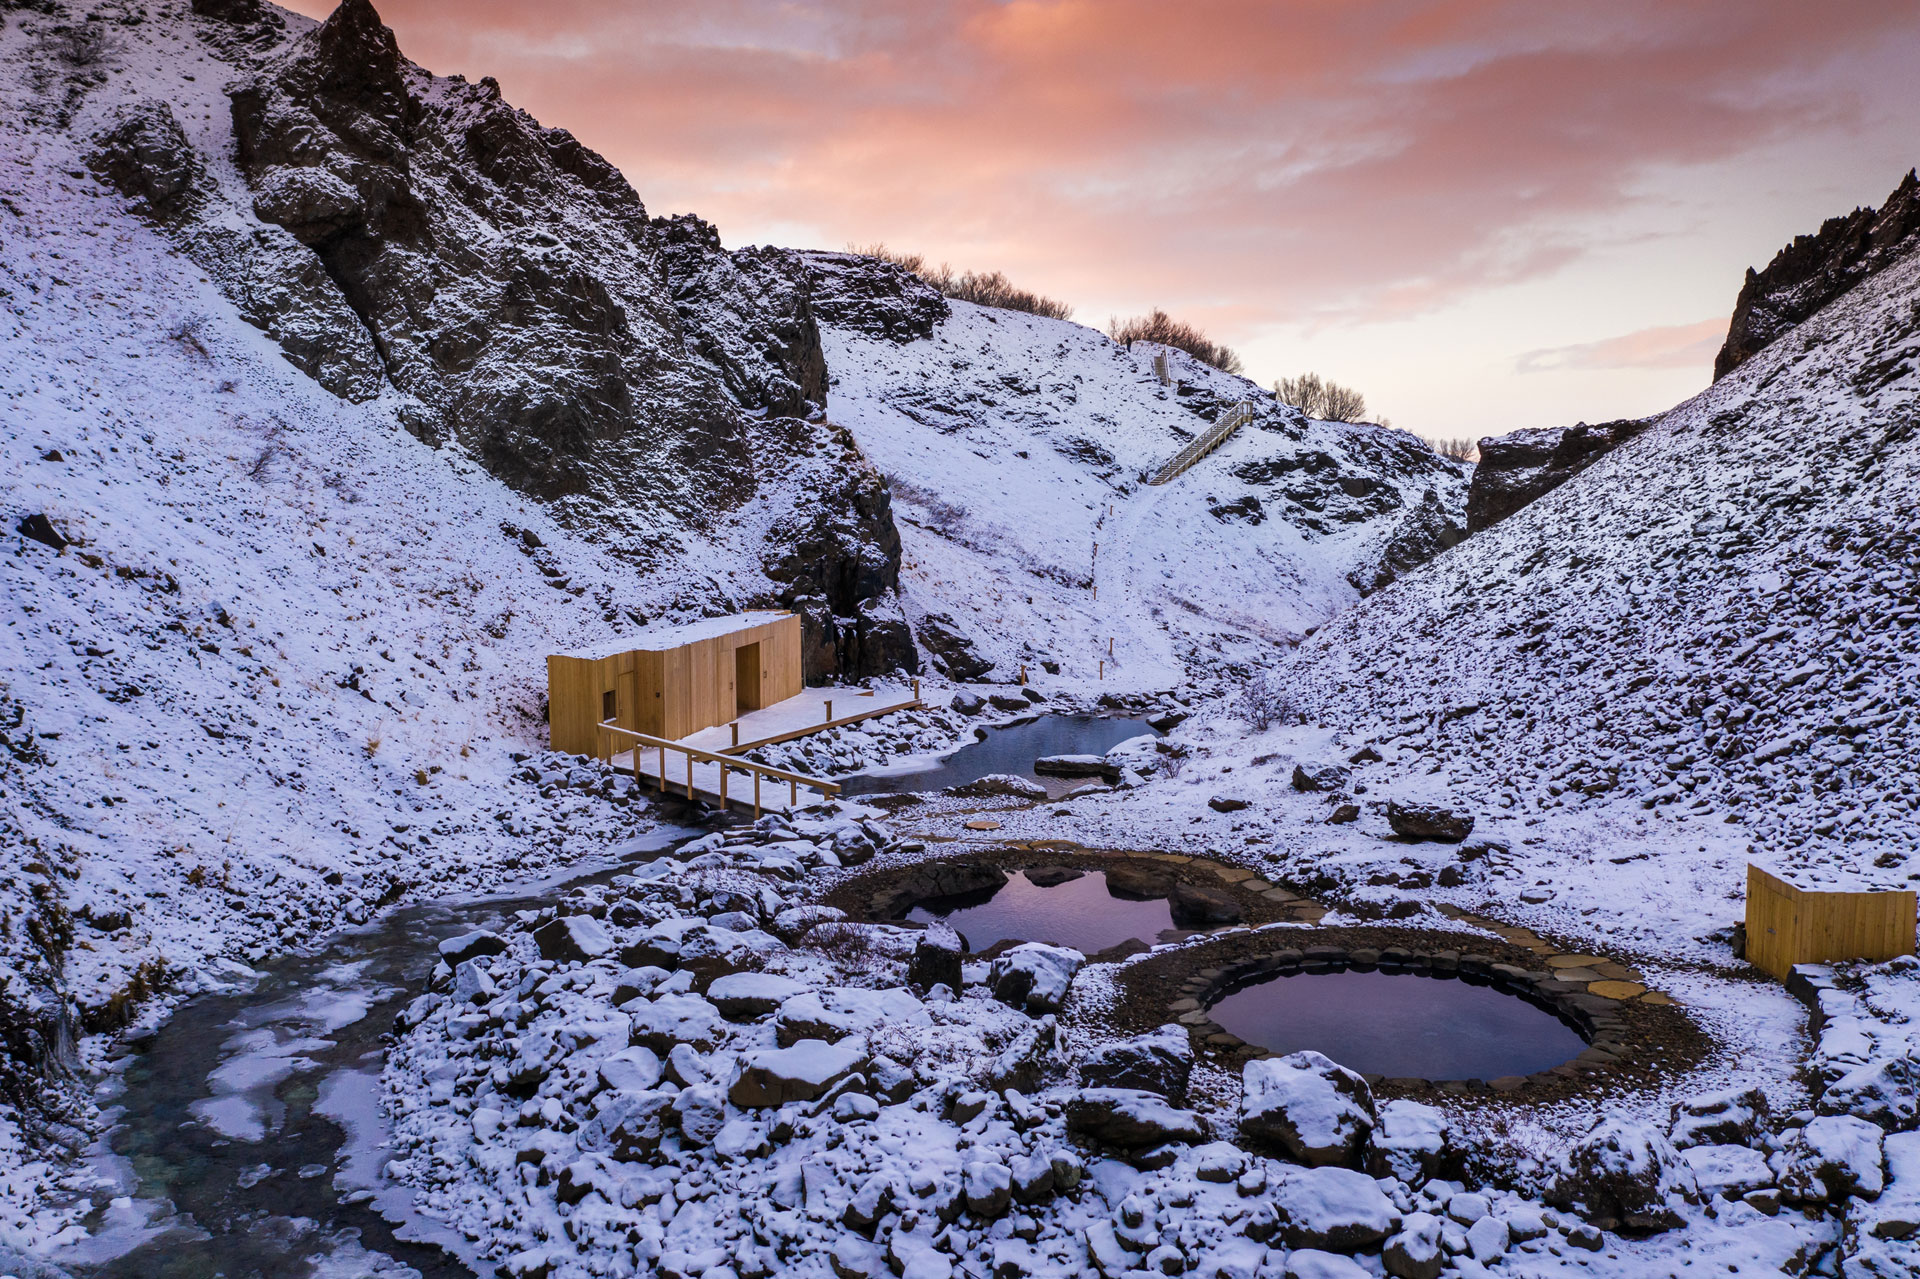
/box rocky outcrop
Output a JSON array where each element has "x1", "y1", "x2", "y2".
[
  {"x1": 1349, "y1": 489, "x2": 1466, "y2": 594},
  {"x1": 798, "y1": 250, "x2": 949, "y2": 342},
  {"x1": 1715, "y1": 170, "x2": 1920, "y2": 380},
  {"x1": 75, "y1": 0, "x2": 925, "y2": 677},
  {"x1": 1464, "y1": 419, "x2": 1652, "y2": 533}
]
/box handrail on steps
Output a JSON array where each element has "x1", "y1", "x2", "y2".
[
  {"x1": 597, "y1": 720, "x2": 840, "y2": 818},
  {"x1": 1146, "y1": 399, "x2": 1255, "y2": 485}
]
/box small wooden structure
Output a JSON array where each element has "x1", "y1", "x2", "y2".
[
  {"x1": 1745, "y1": 864, "x2": 1917, "y2": 980},
  {"x1": 547, "y1": 612, "x2": 802, "y2": 755}
]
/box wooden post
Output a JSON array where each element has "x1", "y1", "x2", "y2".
[
  {"x1": 789, "y1": 778, "x2": 797, "y2": 807},
  {"x1": 719, "y1": 763, "x2": 728, "y2": 808},
  {"x1": 731, "y1": 722, "x2": 739, "y2": 748},
  {"x1": 754, "y1": 772, "x2": 762, "y2": 819},
  {"x1": 912, "y1": 678, "x2": 920, "y2": 702},
  {"x1": 686, "y1": 750, "x2": 694, "y2": 800},
  {"x1": 1099, "y1": 660, "x2": 1105, "y2": 680},
  {"x1": 1019, "y1": 664, "x2": 1027, "y2": 685},
  {"x1": 825, "y1": 699, "x2": 834, "y2": 723},
  {"x1": 659, "y1": 745, "x2": 667, "y2": 792},
  {"x1": 1108, "y1": 637, "x2": 1114, "y2": 655}
]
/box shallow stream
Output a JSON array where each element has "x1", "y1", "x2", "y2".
[{"x1": 54, "y1": 829, "x2": 692, "y2": 1279}]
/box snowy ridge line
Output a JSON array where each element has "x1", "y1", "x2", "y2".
[{"x1": 1145, "y1": 400, "x2": 1256, "y2": 485}]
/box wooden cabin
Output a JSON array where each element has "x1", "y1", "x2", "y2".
[
  {"x1": 1745, "y1": 864, "x2": 1917, "y2": 980},
  {"x1": 547, "y1": 612, "x2": 803, "y2": 755}
]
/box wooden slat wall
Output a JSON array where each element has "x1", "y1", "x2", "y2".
[
  {"x1": 548, "y1": 614, "x2": 805, "y2": 752},
  {"x1": 1746, "y1": 864, "x2": 1917, "y2": 980}
]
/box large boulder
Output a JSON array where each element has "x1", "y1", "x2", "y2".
[
  {"x1": 730, "y1": 1039, "x2": 867, "y2": 1108},
  {"x1": 1270, "y1": 1166, "x2": 1400, "y2": 1251},
  {"x1": 1063, "y1": 1088, "x2": 1208, "y2": 1149},
  {"x1": 1078, "y1": 1025, "x2": 1193, "y2": 1103},
  {"x1": 907, "y1": 925, "x2": 965, "y2": 993},
  {"x1": 1033, "y1": 755, "x2": 1121, "y2": 781},
  {"x1": 1385, "y1": 802, "x2": 1474, "y2": 843},
  {"x1": 535, "y1": 915, "x2": 613, "y2": 964},
  {"x1": 1669, "y1": 1085, "x2": 1770, "y2": 1148},
  {"x1": 1292, "y1": 763, "x2": 1352, "y2": 793},
  {"x1": 774, "y1": 987, "x2": 930, "y2": 1046},
  {"x1": 705, "y1": 972, "x2": 807, "y2": 1019},
  {"x1": 1545, "y1": 1116, "x2": 1697, "y2": 1234},
  {"x1": 1382, "y1": 1213, "x2": 1444, "y2": 1279},
  {"x1": 1678, "y1": 1144, "x2": 1774, "y2": 1201},
  {"x1": 798, "y1": 249, "x2": 950, "y2": 342},
  {"x1": 1820, "y1": 1058, "x2": 1920, "y2": 1133},
  {"x1": 988, "y1": 944, "x2": 1084, "y2": 1015},
  {"x1": 627, "y1": 994, "x2": 724, "y2": 1054},
  {"x1": 1777, "y1": 1115, "x2": 1886, "y2": 1204},
  {"x1": 1369, "y1": 1099, "x2": 1451, "y2": 1184},
  {"x1": 1167, "y1": 882, "x2": 1243, "y2": 928},
  {"x1": 916, "y1": 612, "x2": 993, "y2": 681},
  {"x1": 1239, "y1": 1051, "x2": 1377, "y2": 1168}
]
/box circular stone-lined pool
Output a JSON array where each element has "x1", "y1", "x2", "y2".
[
  {"x1": 901, "y1": 868, "x2": 1181, "y2": 955},
  {"x1": 1208, "y1": 968, "x2": 1590, "y2": 1080}
]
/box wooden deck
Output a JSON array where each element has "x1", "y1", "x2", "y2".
[{"x1": 611, "y1": 684, "x2": 923, "y2": 814}]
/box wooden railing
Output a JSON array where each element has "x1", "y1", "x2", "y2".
[
  {"x1": 1147, "y1": 399, "x2": 1255, "y2": 485},
  {"x1": 597, "y1": 721, "x2": 840, "y2": 817}
]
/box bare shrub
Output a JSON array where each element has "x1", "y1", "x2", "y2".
[
  {"x1": 1274, "y1": 373, "x2": 1372, "y2": 423},
  {"x1": 803, "y1": 922, "x2": 887, "y2": 975},
  {"x1": 887, "y1": 477, "x2": 969, "y2": 536},
  {"x1": 1238, "y1": 673, "x2": 1297, "y2": 732},
  {"x1": 43, "y1": 23, "x2": 109, "y2": 66},
  {"x1": 851, "y1": 243, "x2": 1073, "y2": 321},
  {"x1": 1427, "y1": 437, "x2": 1479, "y2": 462},
  {"x1": 167, "y1": 313, "x2": 212, "y2": 361},
  {"x1": 1107, "y1": 309, "x2": 1243, "y2": 376}
]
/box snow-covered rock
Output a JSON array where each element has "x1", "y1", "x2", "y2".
[
  {"x1": 773, "y1": 986, "x2": 930, "y2": 1045},
  {"x1": 1545, "y1": 1116, "x2": 1697, "y2": 1233},
  {"x1": 1778, "y1": 1114, "x2": 1886, "y2": 1204},
  {"x1": 729, "y1": 1039, "x2": 867, "y2": 1108},
  {"x1": 1063, "y1": 1088, "x2": 1209, "y2": 1149},
  {"x1": 1238, "y1": 1051, "x2": 1376, "y2": 1168},
  {"x1": 987, "y1": 944, "x2": 1084, "y2": 1015},
  {"x1": 1271, "y1": 1165, "x2": 1400, "y2": 1251},
  {"x1": 1078, "y1": 1024, "x2": 1193, "y2": 1102}
]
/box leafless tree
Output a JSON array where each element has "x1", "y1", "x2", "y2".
[
  {"x1": 851, "y1": 243, "x2": 1073, "y2": 320},
  {"x1": 1274, "y1": 372, "x2": 1372, "y2": 423},
  {"x1": 1106, "y1": 308, "x2": 1244, "y2": 376}
]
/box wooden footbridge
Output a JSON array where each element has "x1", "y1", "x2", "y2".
[{"x1": 1146, "y1": 400, "x2": 1255, "y2": 485}]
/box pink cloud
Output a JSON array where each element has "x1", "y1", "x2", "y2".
[
  {"x1": 1516, "y1": 318, "x2": 1730, "y2": 374},
  {"x1": 280, "y1": 1, "x2": 1920, "y2": 343}
]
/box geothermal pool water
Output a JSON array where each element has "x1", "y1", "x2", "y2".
[
  {"x1": 1207, "y1": 968, "x2": 1591, "y2": 1080},
  {"x1": 902, "y1": 868, "x2": 1180, "y2": 954},
  {"x1": 840, "y1": 713, "x2": 1157, "y2": 795}
]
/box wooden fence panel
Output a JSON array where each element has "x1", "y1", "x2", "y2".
[{"x1": 1746, "y1": 864, "x2": 1916, "y2": 980}]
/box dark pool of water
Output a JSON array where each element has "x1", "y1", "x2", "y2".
[
  {"x1": 1208, "y1": 968, "x2": 1590, "y2": 1081},
  {"x1": 56, "y1": 830, "x2": 692, "y2": 1279},
  {"x1": 840, "y1": 713, "x2": 1158, "y2": 796},
  {"x1": 904, "y1": 868, "x2": 1179, "y2": 954}
]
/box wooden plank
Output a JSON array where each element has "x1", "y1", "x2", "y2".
[{"x1": 721, "y1": 697, "x2": 924, "y2": 755}]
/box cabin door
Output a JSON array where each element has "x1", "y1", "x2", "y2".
[
  {"x1": 734, "y1": 643, "x2": 762, "y2": 714},
  {"x1": 618, "y1": 671, "x2": 639, "y2": 731}
]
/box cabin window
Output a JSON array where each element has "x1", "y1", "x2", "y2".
[{"x1": 603, "y1": 689, "x2": 617, "y2": 721}]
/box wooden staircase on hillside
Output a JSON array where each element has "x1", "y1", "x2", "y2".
[{"x1": 1146, "y1": 400, "x2": 1255, "y2": 485}]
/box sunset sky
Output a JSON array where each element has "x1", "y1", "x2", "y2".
[{"x1": 287, "y1": 0, "x2": 1920, "y2": 441}]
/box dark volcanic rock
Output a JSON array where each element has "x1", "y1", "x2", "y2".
[
  {"x1": 1350, "y1": 489, "x2": 1467, "y2": 594},
  {"x1": 1465, "y1": 419, "x2": 1652, "y2": 533},
  {"x1": 798, "y1": 251, "x2": 949, "y2": 342},
  {"x1": 916, "y1": 612, "x2": 992, "y2": 681},
  {"x1": 1079, "y1": 1025, "x2": 1193, "y2": 1102},
  {"x1": 1386, "y1": 802, "x2": 1474, "y2": 843},
  {"x1": 1716, "y1": 169, "x2": 1920, "y2": 380},
  {"x1": 85, "y1": 101, "x2": 201, "y2": 221}
]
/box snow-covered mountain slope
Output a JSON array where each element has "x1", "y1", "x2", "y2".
[
  {"x1": 20, "y1": 0, "x2": 913, "y2": 676},
  {"x1": 824, "y1": 303, "x2": 1470, "y2": 689},
  {"x1": 1272, "y1": 236, "x2": 1920, "y2": 884}
]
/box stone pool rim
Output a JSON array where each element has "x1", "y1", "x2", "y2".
[{"x1": 1173, "y1": 944, "x2": 1639, "y2": 1095}]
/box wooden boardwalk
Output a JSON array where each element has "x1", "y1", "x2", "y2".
[{"x1": 1146, "y1": 400, "x2": 1254, "y2": 485}]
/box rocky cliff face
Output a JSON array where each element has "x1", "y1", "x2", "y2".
[
  {"x1": 1464, "y1": 418, "x2": 1652, "y2": 533},
  {"x1": 1714, "y1": 169, "x2": 1920, "y2": 380},
  {"x1": 80, "y1": 0, "x2": 914, "y2": 674}
]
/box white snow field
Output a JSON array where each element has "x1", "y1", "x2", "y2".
[{"x1": 827, "y1": 308, "x2": 1468, "y2": 691}]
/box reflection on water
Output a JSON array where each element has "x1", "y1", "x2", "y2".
[
  {"x1": 841, "y1": 714, "x2": 1158, "y2": 796},
  {"x1": 1208, "y1": 968, "x2": 1590, "y2": 1080},
  {"x1": 904, "y1": 868, "x2": 1179, "y2": 954}
]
